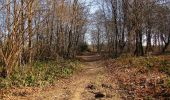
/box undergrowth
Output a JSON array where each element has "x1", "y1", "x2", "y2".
[
  {"x1": 0, "y1": 60, "x2": 82, "y2": 89},
  {"x1": 117, "y1": 56, "x2": 170, "y2": 73},
  {"x1": 106, "y1": 55, "x2": 170, "y2": 99}
]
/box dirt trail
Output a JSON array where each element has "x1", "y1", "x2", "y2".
[{"x1": 6, "y1": 54, "x2": 121, "y2": 100}]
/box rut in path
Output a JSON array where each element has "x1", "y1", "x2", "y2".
[{"x1": 7, "y1": 54, "x2": 121, "y2": 100}]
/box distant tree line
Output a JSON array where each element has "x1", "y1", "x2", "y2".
[{"x1": 91, "y1": 0, "x2": 170, "y2": 57}]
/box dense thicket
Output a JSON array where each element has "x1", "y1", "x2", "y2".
[
  {"x1": 0, "y1": 0, "x2": 88, "y2": 77},
  {"x1": 91, "y1": 0, "x2": 170, "y2": 57}
]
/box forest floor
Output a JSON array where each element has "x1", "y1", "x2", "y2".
[{"x1": 2, "y1": 53, "x2": 121, "y2": 100}]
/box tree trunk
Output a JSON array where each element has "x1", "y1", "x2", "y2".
[
  {"x1": 134, "y1": 29, "x2": 144, "y2": 56},
  {"x1": 28, "y1": 1, "x2": 33, "y2": 63}
]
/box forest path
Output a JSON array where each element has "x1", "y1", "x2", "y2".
[{"x1": 10, "y1": 53, "x2": 121, "y2": 100}]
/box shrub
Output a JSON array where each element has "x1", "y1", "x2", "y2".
[{"x1": 79, "y1": 43, "x2": 89, "y2": 52}]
